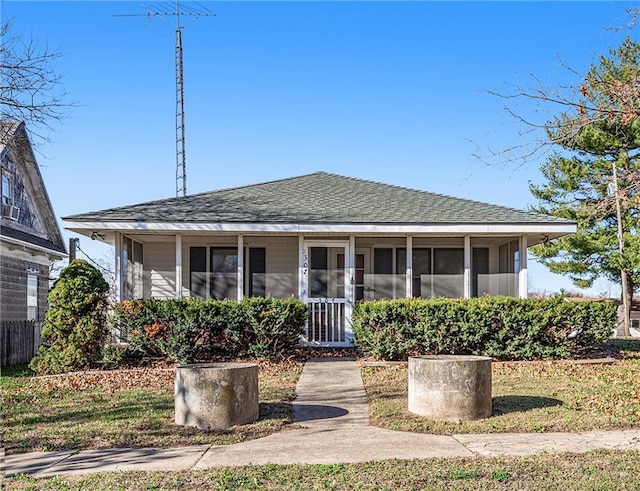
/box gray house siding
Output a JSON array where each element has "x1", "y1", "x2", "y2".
[{"x1": 0, "y1": 121, "x2": 66, "y2": 365}]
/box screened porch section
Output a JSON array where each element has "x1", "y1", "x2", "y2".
[
  {"x1": 121, "y1": 235, "x2": 523, "y2": 303},
  {"x1": 352, "y1": 238, "x2": 521, "y2": 300},
  {"x1": 188, "y1": 244, "x2": 298, "y2": 300},
  {"x1": 117, "y1": 234, "x2": 525, "y2": 346}
]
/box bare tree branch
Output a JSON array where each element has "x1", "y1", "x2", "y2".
[{"x1": 0, "y1": 20, "x2": 75, "y2": 146}]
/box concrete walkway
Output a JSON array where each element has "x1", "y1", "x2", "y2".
[{"x1": 5, "y1": 358, "x2": 640, "y2": 478}]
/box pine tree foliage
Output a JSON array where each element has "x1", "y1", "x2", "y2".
[{"x1": 530, "y1": 37, "x2": 640, "y2": 305}]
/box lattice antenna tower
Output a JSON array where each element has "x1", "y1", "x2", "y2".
[{"x1": 115, "y1": 1, "x2": 216, "y2": 197}]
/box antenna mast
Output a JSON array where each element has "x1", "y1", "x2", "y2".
[{"x1": 115, "y1": 1, "x2": 215, "y2": 197}]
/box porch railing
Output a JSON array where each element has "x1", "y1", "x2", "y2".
[
  {"x1": 306, "y1": 299, "x2": 346, "y2": 344},
  {"x1": 364, "y1": 273, "x2": 518, "y2": 299},
  {"x1": 477, "y1": 273, "x2": 518, "y2": 297}
]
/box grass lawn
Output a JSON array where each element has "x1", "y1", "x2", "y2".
[
  {"x1": 1, "y1": 360, "x2": 303, "y2": 454},
  {"x1": 5, "y1": 450, "x2": 640, "y2": 490},
  {"x1": 361, "y1": 339, "x2": 640, "y2": 434}
]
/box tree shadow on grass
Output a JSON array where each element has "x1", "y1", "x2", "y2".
[
  {"x1": 7, "y1": 399, "x2": 295, "y2": 454},
  {"x1": 492, "y1": 395, "x2": 563, "y2": 416}
]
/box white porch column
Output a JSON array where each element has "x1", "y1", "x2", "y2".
[
  {"x1": 463, "y1": 235, "x2": 471, "y2": 299},
  {"x1": 405, "y1": 236, "x2": 413, "y2": 298},
  {"x1": 348, "y1": 236, "x2": 355, "y2": 303},
  {"x1": 237, "y1": 235, "x2": 244, "y2": 302},
  {"x1": 175, "y1": 234, "x2": 183, "y2": 298},
  {"x1": 114, "y1": 231, "x2": 122, "y2": 303},
  {"x1": 519, "y1": 235, "x2": 528, "y2": 299}
]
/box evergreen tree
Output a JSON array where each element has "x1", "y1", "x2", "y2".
[
  {"x1": 30, "y1": 260, "x2": 110, "y2": 374},
  {"x1": 530, "y1": 37, "x2": 640, "y2": 335}
]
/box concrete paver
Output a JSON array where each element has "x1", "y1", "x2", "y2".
[
  {"x1": 194, "y1": 427, "x2": 473, "y2": 468},
  {"x1": 4, "y1": 451, "x2": 75, "y2": 477},
  {"x1": 33, "y1": 446, "x2": 211, "y2": 478},
  {"x1": 293, "y1": 358, "x2": 369, "y2": 428},
  {"x1": 454, "y1": 429, "x2": 640, "y2": 457},
  {"x1": 4, "y1": 357, "x2": 640, "y2": 478}
]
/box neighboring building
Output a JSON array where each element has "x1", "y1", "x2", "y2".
[
  {"x1": 63, "y1": 171, "x2": 576, "y2": 347},
  {"x1": 0, "y1": 121, "x2": 67, "y2": 364}
]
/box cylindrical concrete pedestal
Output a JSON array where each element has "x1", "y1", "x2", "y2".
[
  {"x1": 408, "y1": 355, "x2": 492, "y2": 421},
  {"x1": 175, "y1": 362, "x2": 259, "y2": 430}
]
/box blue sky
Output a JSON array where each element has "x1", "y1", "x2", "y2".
[{"x1": 4, "y1": 1, "x2": 637, "y2": 296}]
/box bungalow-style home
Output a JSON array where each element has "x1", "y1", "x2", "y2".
[
  {"x1": 63, "y1": 172, "x2": 576, "y2": 347},
  {"x1": 1, "y1": 121, "x2": 67, "y2": 364}
]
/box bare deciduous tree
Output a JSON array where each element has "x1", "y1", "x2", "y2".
[{"x1": 0, "y1": 20, "x2": 72, "y2": 145}]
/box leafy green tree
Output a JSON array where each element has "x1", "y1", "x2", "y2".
[
  {"x1": 529, "y1": 36, "x2": 640, "y2": 334},
  {"x1": 30, "y1": 260, "x2": 110, "y2": 374}
]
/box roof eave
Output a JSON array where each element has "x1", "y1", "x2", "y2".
[
  {"x1": 63, "y1": 219, "x2": 577, "y2": 237},
  {"x1": 1, "y1": 233, "x2": 68, "y2": 259}
]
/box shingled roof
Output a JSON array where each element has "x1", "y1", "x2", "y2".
[{"x1": 64, "y1": 172, "x2": 570, "y2": 225}]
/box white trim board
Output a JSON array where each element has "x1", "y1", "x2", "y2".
[{"x1": 64, "y1": 220, "x2": 576, "y2": 236}]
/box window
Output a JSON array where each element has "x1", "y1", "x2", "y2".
[
  {"x1": 210, "y1": 247, "x2": 238, "y2": 299},
  {"x1": 247, "y1": 248, "x2": 266, "y2": 297},
  {"x1": 373, "y1": 248, "x2": 406, "y2": 298},
  {"x1": 472, "y1": 248, "x2": 489, "y2": 297},
  {"x1": 395, "y1": 247, "x2": 463, "y2": 298},
  {"x1": 310, "y1": 247, "x2": 328, "y2": 297},
  {"x1": 27, "y1": 273, "x2": 38, "y2": 321},
  {"x1": 1, "y1": 174, "x2": 11, "y2": 205},
  {"x1": 190, "y1": 246, "x2": 265, "y2": 300},
  {"x1": 499, "y1": 240, "x2": 519, "y2": 273},
  {"x1": 190, "y1": 247, "x2": 207, "y2": 299},
  {"x1": 122, "y1": 237, "x2": 144, "y2": 299},
  {"x1": 355, "y1": 252, "x2": 366, "y2": 301},
  {"x1": 409, "y1": 248, "x2": 431, "y2": 298}
]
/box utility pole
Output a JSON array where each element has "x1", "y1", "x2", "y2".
[
  {"x1": 68, "y1": 238, "x2": 79, "y2": 263},
  {"x1": 610, "y1": 163, "x2": 631, "y2": 336},
  {"x1": 115, "y1": 1, "x2": 216, "y2": 197}
]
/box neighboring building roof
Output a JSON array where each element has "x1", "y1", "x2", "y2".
[
  {"x1": 64, "y1": 171, "x2": 572, "y2": 226},
  {"x1": 0, "y1": 226, "x2": 66, "y2": 255},
  {"x1": 0, "y1": 121, "x2": 22, "y2": 151},
  {"x1": 0, "y1": 121, "x2": 66, "y2": 258}
]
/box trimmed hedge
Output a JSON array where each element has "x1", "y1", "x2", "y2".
[
  {"x1": 109, "y1": 297, "x2": 307, "y2": 364},
  {"x1": 352, "y1": 297, "x2": 616, "y2": 361}
]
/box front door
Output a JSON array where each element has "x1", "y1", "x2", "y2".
[{"x1": 301, "y1": 241, "x2": 352, "y2": 346}]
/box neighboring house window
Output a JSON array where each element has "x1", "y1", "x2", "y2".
[
  {"x1": 27, "y1": 273, "x2": 38, "y2": 321},
  {"x1": 1, "y1": 174, "x2": 11, "y2": 205}
]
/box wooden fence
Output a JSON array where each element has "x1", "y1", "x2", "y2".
[{"x1": 1, "y1": 320, "x2": 42, "y2": 366}]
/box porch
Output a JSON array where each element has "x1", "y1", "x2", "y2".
[
  {"x1": 63, "y1": 172, "x2": 576, "y2": 347},
  {"x1": 114, "y1": 233, "x2": 529, "y2": 347}
]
